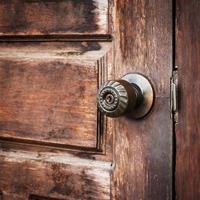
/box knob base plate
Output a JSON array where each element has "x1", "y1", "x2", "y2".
[{"x1": 122, "y1": 73, "x2": 154, "y2": 119}]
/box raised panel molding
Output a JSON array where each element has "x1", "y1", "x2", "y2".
[{"x1": 0, "y1": 42, "x2": 111, "y2": 153}]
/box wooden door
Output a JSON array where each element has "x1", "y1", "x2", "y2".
[
  {"x1": 176, "y1": 0, "x2": 200, "y2": 199},
  {"x1": 0, "y1": 1, "x2": 173, "y2": 199}
]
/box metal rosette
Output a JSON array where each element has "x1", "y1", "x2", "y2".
[
  {"x1": 97, "y1": 80, "x2": 129, "y2": 117},
  {"x1": 122, "y1": 73, "x2": 154, "y2": 119}
]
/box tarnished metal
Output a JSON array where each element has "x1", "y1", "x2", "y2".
[
  {"x1": 170, "y1": 68, "x2": 178, "y2": 123},
  {"x1": 97, "y1": 73, "x2": 154, "y2": 119},
  {"x1": 122, "y1": 73, "x2": 154, "y2": 119}
]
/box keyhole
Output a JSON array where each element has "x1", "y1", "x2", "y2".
[{"x1": 105, "y1": 94, "x2": 115, "y2": 104}]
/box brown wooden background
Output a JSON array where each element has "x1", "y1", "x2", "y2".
[
  {"x1": 176, "y1": 0, "x2": 200, "y2": 199},
  {"x1": 0, "y1": 0, "x2": 199, "y2": 199}
]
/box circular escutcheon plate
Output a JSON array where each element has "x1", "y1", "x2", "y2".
[{"x1": 122, "y1": 73, "x2": 154, "y2": 119}]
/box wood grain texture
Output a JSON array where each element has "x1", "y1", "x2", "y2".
[
  {"x1": 0, "y1": 42, "x2": 111, "y2": 150},
  {"x1": 176, "y1": 0, "x2": 200, "y2": 199},
  {"x1": 0, "y1": 42, "x2": 111, "y2": 63},
  {"x1": 0, "y1": 1, "x2": 174, "y2": 199},
  {"x1": 111, "y1": 0, "x2": 173, "y2": 199},
  {"x1": 0, "y1": 150, "x2": 111, "y2": 200},
  {"x1": 0, "y1": 0, "x2": 108, "y2": 36},
  {"x1": 0, "y1": 42, "x2": 114, "y2": 160}
]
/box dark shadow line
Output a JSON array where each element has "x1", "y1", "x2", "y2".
[
  {"x1": 0, "y1": 34, "x2": 112, "y2": 42},
  {"x1": 0, "y1": 137, "x2": 103, "y2": 154},
  {"x1": 29, "y1": 194, "x2": 64, "y2": 200},
  {"x1": 172, "y1": 0, "x2": 177, "y2": 199}
]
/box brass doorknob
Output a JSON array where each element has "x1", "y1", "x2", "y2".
[{"x1": 97, "y1": 73, "x2": 154, "y2": 119}]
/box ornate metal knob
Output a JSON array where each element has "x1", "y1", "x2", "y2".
[{"x1": 97, "y1": 73, "x2": 154, "y2": 119}]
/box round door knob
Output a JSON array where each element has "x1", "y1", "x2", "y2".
[{"x1": 97, "y1": 73, "x2": 154, "y2": 119}]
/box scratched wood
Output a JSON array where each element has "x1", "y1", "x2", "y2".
[
  {"x1": 0, "y1": 150, "x2": 111, "y2": 200},
  {"x1": 111, "y1": 1, "x2": 173, "y2": 199},
  {"x1": 0, "y1": 0, "x2": 108, "y2": 36},
  {"x1": 176, "y1": 0, "x2": 200, "y2": 199},
  {"x1": 0, "y1": 42, "x2": 111, "y2": 150}
]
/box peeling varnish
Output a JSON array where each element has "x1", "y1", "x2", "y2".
[{"x1": 0, "y1": 150, "x2": 112, "y2": 171}]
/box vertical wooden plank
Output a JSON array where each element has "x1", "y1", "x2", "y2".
[
  {"x1": 176, "y1": 1, "x2": 200, "y2": 199},
  {"x1": 112, "y1": 0, "x2": 173, "y2": 199}
]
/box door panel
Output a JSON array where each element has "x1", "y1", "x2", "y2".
[
  {"x1": 0, "y1": 59, "x2": 97, "y2": 148},
  {"x1": 0, "y1": 0, "x2": 108, "y2": 36},
  {"x1": 0, "y1": 151, "x2": 111, "y2": 200},
  {"x1": 0, "y1": 42, "x2": 110, "y2": 150}
]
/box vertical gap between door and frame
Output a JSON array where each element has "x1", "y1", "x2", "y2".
[{"x1": 172, "y1": 0, "x2": 176, "y2": 199}]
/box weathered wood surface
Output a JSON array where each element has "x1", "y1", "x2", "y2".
[
  {"x1": 111, "y1": 1, "x2": 173, "y2": 199},
  {"x1": 0, "y1": 0, "x2": 174, "y2": 199},
  {"x1": 176, "y1": 0, "x2": 200, "y2": 199},
  {"x1": 0, "y1": 42, "x2": 111, "y2": 62},
  {"x1": 0, "y1": 0, "x2": 108, "y2": 36},
  {"x1": 0, "y1": 150, "x2": 111, "y2": 200},
  {"x1": 0, "y1": 42, "x2": 111, "y2": 150}
]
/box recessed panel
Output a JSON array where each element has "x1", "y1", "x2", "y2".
[
  {"x1": 0, "y1": 51, "x2": 99, "y2": 148},
  {"x1": 0, "y1": 152, "x2": 111, "y2": 199},
  {"x1": 0, "y1": 0, "x2": 108, "y2": 36}
]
